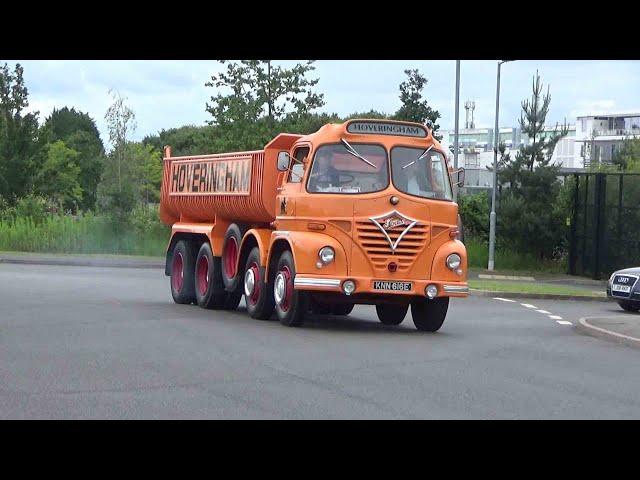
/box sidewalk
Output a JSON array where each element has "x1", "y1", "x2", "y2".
[
  {"x1": 575, "y1": 315, "x2": 640, "y2": 348},
  {"x1": 0, "y1": 251, "x2": 164, "y2": 269}
]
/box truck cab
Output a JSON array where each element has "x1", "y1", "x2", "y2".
[{"x1": 268, "y1": 119, "x2": 468, "y2": 328}]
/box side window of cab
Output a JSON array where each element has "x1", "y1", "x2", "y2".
[{"x1": 288, "y1": 147, "x2": 309, "y2": 183}]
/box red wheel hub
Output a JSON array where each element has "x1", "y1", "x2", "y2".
[
  {"x1": 224, "y1": 237, "x2": 239, "y2": 279},
  {"x1": 245, "y1": 262, "x2": 261, "y2": 306},
  {"x1": 172, "y1": 251, "x2": 184, "y2": 292},
  {"x1": 276, "y1": 265, "x2": 293, "y2": 312},
  {"x1": 196, "y1": 255, "x2": 209, "y2": 296}
]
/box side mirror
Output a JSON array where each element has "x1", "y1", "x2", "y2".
[
  {"x1": 452, "y1": 167, "x2": 465, "y2": 187},
  {"x1": 277, "y1": 151, "x2": 290, "y2": 172}
]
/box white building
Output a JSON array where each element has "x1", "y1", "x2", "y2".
[
  {"x1": 441, "y1": 124, "x2": 577, "y2": 188},
  {"x1": 574, "y1": 112, "x2": 640, "y2": 167}
]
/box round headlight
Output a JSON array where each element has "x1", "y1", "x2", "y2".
[
  {"x1": 342, "y1": 280, "x2": 356, "y2": 295},
  {"x1": 446, "y1": 253, "x2": 461, "y2": 270},
  {"x1": 319, "y1": 246, "x2": 335, "y2": 264},
  {"x1": 425, "y1": 284, "x2": 438, "y2": 299}
]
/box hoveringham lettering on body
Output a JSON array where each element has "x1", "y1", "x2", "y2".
[
  {"x1": 170, "y1": 157, "x2": 252, "y2": 195},
  {"x1": 347, "y1": 121, "x2": 427, "y2": 138}
]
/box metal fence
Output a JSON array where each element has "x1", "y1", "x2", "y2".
[{"x1": 567, "y1": 172, "x2": 640, "y2": 279}]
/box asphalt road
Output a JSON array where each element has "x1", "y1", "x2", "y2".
[{"x1": 1, "y1": 263, "x2": 639, "y2": 419}]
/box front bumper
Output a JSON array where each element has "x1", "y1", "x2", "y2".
[
  {"x1": 293, "y1": 275, "x2": 468, "y2": 298},
  {"x1": 607, "y1": 286, "x2": 640, "y2": 303}
]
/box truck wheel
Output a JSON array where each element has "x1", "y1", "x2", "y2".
[
  {"x1": 273, "y1": 250, "x2": 309, "y2": 327},
  {"x1": 221, "y1": 224, "x2": 248, "y2": 293},
  {"x1": 411, "y1": 297, "x2": 449, "y2": 332},
  {"x1": 195, "y1": 242, "x2": 227, "y2": 309},
  {"x1": 224, "y1": 291, "x2": 243, "y2": 311},
  {"x1": 332, "y1": 304, "x2": 354, "y2": 316},
  {"x1": 618, "y1": 301, "x2": 640, "y2": 313},
  {"x1": 171, "y1": 240, "x2": 196, "y2": 304},
  {"x1": 376, "y1": 304, "x2": 408, "y2": 325},
  {"x1": 243, "y1": 247, "x2": 275, "y2": 320}
]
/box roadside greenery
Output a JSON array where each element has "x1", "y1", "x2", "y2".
[{"x1": 468, "y1": 279, "x2": 604, "y2": 297}]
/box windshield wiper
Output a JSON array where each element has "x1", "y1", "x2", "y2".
[
  {"x1": 340, "y1": 138, "x2": 377, "y2": 169},
  {"x1": 402, "y1": 145, "x2": 434, "y2": 169}
]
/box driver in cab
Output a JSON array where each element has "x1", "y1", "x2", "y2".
[{"x1": 308, "y1": 150, "x2": 340, "y2": 191}]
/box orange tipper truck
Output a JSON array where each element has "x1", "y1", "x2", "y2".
[{"x1": 159, "y1": 119, "x2": 468, "y2": 331}]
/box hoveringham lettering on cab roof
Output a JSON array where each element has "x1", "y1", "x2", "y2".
[
  {"x1": 170, "y1": 157, "x2": 252, "y2": 195},
  {"x1": 347, "y1": 121, "x2": 427, "y2": 137}
]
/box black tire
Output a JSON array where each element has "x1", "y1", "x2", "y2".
[
  {"x1": 224, "y1": 291, "x2": 243, "y2": 311},
  {"x1": 273, "y1": 250, "x2": 309, "y2": 327},
  {"x1": 618, "y1": 301, "x2": 640, "y2": 313},
  {"x1": 170, "y1": 240, "x2": 196, "y2": 304},
  {"x1": 221, "y1": 223, "x2": 248, "y2": 293},
  {"x1": 376, "y1": 304, "x2": 408, "y2": 325},
  {"x1": 411, "y1": 297, "x2": 449, "y2": 332},
  {"x1": 194, "y1": 243, "x2": 227, "y2": 309},
  {"x1": 331, "y1": 304, "x2": 354, "y2": 316},
  {"x1": 243, "y1": 247, "x2": 275, "y2": 320}
]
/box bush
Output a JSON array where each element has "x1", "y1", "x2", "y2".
[
  {"x1": 0, "y1": 211, "x2": 168, "y2": 256},
  {"x1": 14, "y1": 194, "x2": 50, "y2": 224},
  {"x1": 458, "y1": 190, "x2": 490, "y2": 242}
]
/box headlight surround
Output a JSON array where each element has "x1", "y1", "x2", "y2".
[
  {"x1": 446, "y1": 253, "x2": 462, "y2": 270},
  {"x1": 318, "y1": 246, "x2": 335, "y2": 264}
]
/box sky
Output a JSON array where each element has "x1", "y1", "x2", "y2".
[{"x1": 6, "y1": 60, "x2": 640, "y2": 148}]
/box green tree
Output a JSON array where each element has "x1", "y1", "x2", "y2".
[
  {"x1": 98, "y1": 90, "x2": 137, "y2": 222},
  {"x1": 496, "y1": 72, "x2": 568, "y2": 261},
  {"x1": 392, "y1": 69, "x2": 441, "y2": 138},
  {"x1": 613, "y1": 136, "x2": 640, "y2": 171},
  {"x1": 39, "y1": 107, "x2": 105, "y2": 210},
  {"x1": 143, "y1": 124, "x2": 220, "y2": 157},
  {"x1": 35, "y1": 140, "x2": 83, "y2": 211},
  {"x1": 133, "y1": 143, "x2": 163, "y2": 204},
  {"x1": 206, "y1": 60, "x2": 325, "y2": 125},
  {"x1": 0, "y1": 63, "x2": 40, "y2": 201},
  {"x1": 205, "y1": 60, "x2": 325, "y2": 150}
]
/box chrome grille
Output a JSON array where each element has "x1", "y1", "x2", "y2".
[{"x1": 356, "y1": 221, "x2": 429, "y2": 272}]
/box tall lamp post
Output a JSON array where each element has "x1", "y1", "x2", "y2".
[
  {"x1": 453, "y1": 60, "x2": 461, "y2": 201},
  {"x1": 488, "y1": 60, "x2": 514, "y2": 271}
]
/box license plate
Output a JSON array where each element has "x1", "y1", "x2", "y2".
[
  {"x1": 373, "y1": 281, "x2": 413, "y2": 292},
  {"x1": 612, "y1": 284, "x2": 631, "y2": 293}
]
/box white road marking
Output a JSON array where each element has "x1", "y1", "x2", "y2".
[{"x1": 495, "y1": 297, "x2": 572, "y2": 329}]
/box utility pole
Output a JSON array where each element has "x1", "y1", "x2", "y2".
[
  {"x1": 488, "y1": 60, "x2": 514, "y2": 271},
  {"x1": 454, "y1": 60, "x2": 460, "y2": 170}
]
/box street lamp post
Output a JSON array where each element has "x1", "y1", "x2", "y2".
[
  {"x1": 488, "y1": 60, "x2": 513, "y2": 271},
  {"x1": 454, "y1": 60, "x2": 460, "y2": 171}
]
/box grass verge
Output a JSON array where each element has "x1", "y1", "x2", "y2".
[{"x1": 468, "y1": 279, "x2": 605, "y2": 297}]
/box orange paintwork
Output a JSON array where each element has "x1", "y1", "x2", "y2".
[{"x1": 160, "y1": 119, "x2": 468, "y2": 300}]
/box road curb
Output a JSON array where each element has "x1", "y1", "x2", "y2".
[
  {"x1": 469, "y1": 289, "x2": 609, "y2": 302},
  {"x1": 574, "y1": 316, "x2": 640, "y2": 348},
  {"x1": 0, "y1": 257, "x2": 164, "y2": 269}
]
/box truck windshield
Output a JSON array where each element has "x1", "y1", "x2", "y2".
[
  {"x1": 390, "y1": 146, "x2": 453, "y2": 201},
  {"x1": 307, "y1": 143, "x2": 388, "y2": 194}
]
